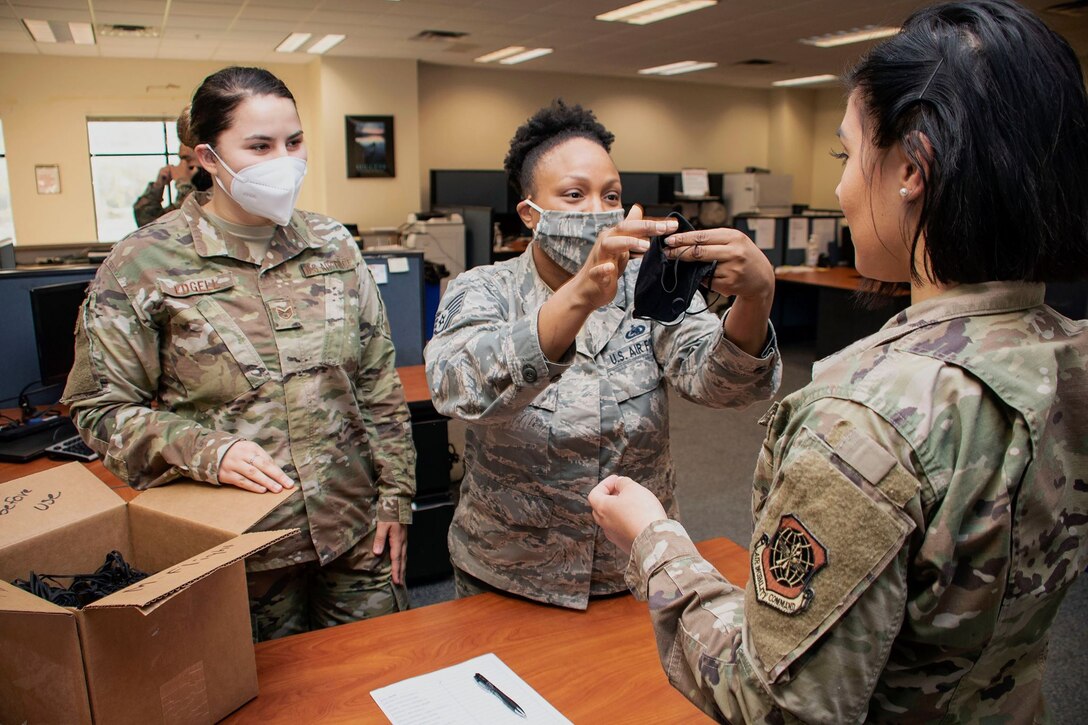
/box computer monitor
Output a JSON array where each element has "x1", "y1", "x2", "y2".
[
  {"x1": 619, "y1": 172, "x2": 661, "y2": 208},
  {"x1": 0, "y1": 238, "x2": 14, "y2": 269},
  {"x1": 430, "y1": 170, "x2": 512, "y2": 212},
  {"x1": 29, "y1": 280, "x2": 89, "y2": 388}
]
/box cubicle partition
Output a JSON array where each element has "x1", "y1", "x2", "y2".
[
  {"x1": 362, "y1": 249, "x2": 426, "y2": 366},
  {"x1": 733, "y1": 214, "x2": 845, "y2": 267}
]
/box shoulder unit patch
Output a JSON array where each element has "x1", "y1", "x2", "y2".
[{"x1": 751, "y1": 514, "x2": 827, "y2": 615}]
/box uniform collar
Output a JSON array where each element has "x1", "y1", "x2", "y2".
[
  {"x1": 181, "y1": 191, "x2": 323, "y2": 267},
  {"x1": 814, "y1": 281, "x2": 1046, "y2": 377}
]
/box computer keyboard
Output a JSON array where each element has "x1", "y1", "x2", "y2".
[{"x1": 45, "y1": 435, "x2": 99, "y2": 462}]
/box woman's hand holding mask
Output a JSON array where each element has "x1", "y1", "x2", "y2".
[
  {"x1": 663, "y1": 226, "x2": 775, "y2": 357},
  {"x1": 538, "y1": 207, "x2": 678, "y2": 361},
  {"x1": 570, "y1": 205, "x2": 678, "y2": 311},
  {"x1": 663, "y1": 227, "x2": 774, "y2": 303}
]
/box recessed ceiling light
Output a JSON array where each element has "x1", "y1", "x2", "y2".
[
  {"x1": 597, "y1": 0, "x2": 717, "y2": 26},
  {"x1": 23, "y1": 19, "x2": 57, "y2": 43},
  {"x1": 800, "y1": 26, "x2": 899, "y2": 48},
  {"x1": 307, "y1": 34, "x2": 345, "y2": 55},
  {"x1": 276, "y1": 32, "x2": 312, "y2": 53},
  {"x1": 475, "y1": 46, "x2": 526, "y2": 63},
  {"x1": 498, "y1": 48, "x2": 553, "y2": 65},
  {"x1": 69, "y1": 22, "x2": 95, "y2": 45},
  {"x1": 639, "y1": 60, "x2": 717, "y2": 76},
  {"x1": 772, "y1": 74, "x2": 839, "y2": 87}
]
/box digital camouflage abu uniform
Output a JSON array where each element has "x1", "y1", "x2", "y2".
[
  {"x1": 425, "y1": 245, "x2": 780, "y2": 610},
  {"x1": 627, "y1": 282, "x2": 1088, "y2": 723},
  {"x1": 63, "y1": 191, "x2": 416, "y2": 637},
  {"x1": 133, "y1": 179, "x2": 195, "y2": 228}
]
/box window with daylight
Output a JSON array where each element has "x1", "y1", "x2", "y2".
[
  {"x1": 88, "y1": 119, "x2": 182, "y2": 241},
  {"x1": 0, "y1": 120, "x2": 13, "y2": 243}
]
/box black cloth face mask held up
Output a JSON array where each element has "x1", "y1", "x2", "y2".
[{"x1": 633, "y1": 212, "x2": 717, "y2": 325}]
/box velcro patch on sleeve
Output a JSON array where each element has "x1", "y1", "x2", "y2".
[{"x1": 745, "y1": 425, "x2": 915, "y2": 683}]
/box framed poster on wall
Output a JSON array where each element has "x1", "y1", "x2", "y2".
[{"x1": 346, "y1": 115, "x2": 395, "y2": 178}]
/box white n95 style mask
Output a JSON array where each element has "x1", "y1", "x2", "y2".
[{"x1": 207, "y1": 147, "x2": 307, "y2": 226}]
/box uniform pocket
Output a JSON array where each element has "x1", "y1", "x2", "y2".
[
  {"x1": 166, "y1": 292, "x2": 270, "y2": 409},
  {"x1": 301, "y1": 255, "x2": 358, "y2": 370}
]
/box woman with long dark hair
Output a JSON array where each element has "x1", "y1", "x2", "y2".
[{"x1": 592, "y1": 0, "x2": 1088, "y2": 720}]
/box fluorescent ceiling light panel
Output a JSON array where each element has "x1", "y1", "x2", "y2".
[
  {"x1": 597, "y1": 0, "x2": 717, "y2": 25},
  {"x1": 640, "y1": 60, "x2": 717, "y2": 75},
  {"x1": 659, "y1": 61, "x2": 717, "y2": 75},
  {"x1": 276, "y1": 32, "x2": 312, "y2": 53},
  {"x1": 69, "y1": 22, "x2": 95, "y2": 45},
  {"x1": 23, "y1": 19, "x2": 57, "y2": 43},
  {"x1": 800, "y1": 26, "x2": 899, "y2": 48},
  {"x1": 475, "y1": 46, "x2": 526, "y2": 63},
  {"x1": 772, "y1": 74, "x2": 839, "y2": 87},
  {"x1": 498, "y1": 47, "x2": 553, "y2": 65},
  {"x1": 307, "y1": 33, "x2": 345, "y2": 55}
]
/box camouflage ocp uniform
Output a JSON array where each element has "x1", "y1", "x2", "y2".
[
  {"x1": 133, "y1": 179, "x2": 195, "y2": 228},
  {"x1": 425, "y1": 246, "x2": 780, "y2": 609},
  {"x1": 627, "y1": 282, "x2": 1088, "y2": 722},
  {"x1": 63, "y1": 191, "x2": 416, "y2": 639}
]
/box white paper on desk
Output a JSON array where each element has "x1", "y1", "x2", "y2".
[
  {"x1": 680, "y1": 168, "x2": 709, "y2": 198},
  {"x1": 368, "y1": 263, "x2": 389, "y2": 284},
  {"x1": 371, "y1": 652, "x2": 572, "y2": 725},
  {"x1": 811, "y1": 218, "x2": 837, "y2": 250},
  {"x1": 749, "y1": 218, "x2": 776, "y2": 250},
  {"x1": 787, "y1": 217, "x2": 810, "y2": 250}
]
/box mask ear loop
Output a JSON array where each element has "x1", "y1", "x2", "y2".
[
  {"x1": 654, "y1": 249, "x2": 720, "y2": 326},
  {"x1": 660, "y1": 242, "x2": 680, "y2": 294}
]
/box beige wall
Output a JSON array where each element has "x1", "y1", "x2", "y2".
[
  {"x1": 768, "y1": 88, "x2": 816, "y2": 205},
  {"x1": 809, "y1": 87, "x2": 848, "y2": 210},
  {"x1": 0, "y1": 54, "x2": 317, "y2": 246},
  {"x1": 418, "y1": 63, "x2": 775, "y2": 210},
  {"x1": 1, "y1": 52, "x2": 844, "y2": 246},
  {"x1": 315, "y1": 57, "x2": 421, "y2": 230}
]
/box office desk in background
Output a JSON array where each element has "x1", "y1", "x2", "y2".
[
  {"x1": 224, "y1": 537, "x2": 748, "y2": 724},
  {"x1": 0, "y1": 364, "x2": 445, "y2": 502},
  {"x1": 773, "y1": 267, "x2": 909, "y2": 358}
]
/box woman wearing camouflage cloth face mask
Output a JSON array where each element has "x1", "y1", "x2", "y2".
[
  {"x1": 592, "y1": 1, "x2": 1088, "y2": 721},
  {"x1": 424, "y1": 100, "x2": 781, "y2": 610},
  {"x1": 63, "y1": 66, "x2": 416, "y2": 641}
]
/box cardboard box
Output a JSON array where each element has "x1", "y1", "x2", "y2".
[{"x1": 0, "y1": 463, "x2": 298, "y2": 724}]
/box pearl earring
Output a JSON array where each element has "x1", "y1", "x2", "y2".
[{"x1": 899, "y1": 187, "x2": 909, "y2": 198}]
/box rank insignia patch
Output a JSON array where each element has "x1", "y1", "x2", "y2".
[
  {"x1": 751, "y1": 514, "x2": 827, "y2": 615},
  {"x1": 267, "y1": 298, "x2": 302, "y2": 330}
]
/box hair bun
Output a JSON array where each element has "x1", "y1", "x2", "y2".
[{"x1": 176, "y1": 105, "x2": 198, "y2": 147}]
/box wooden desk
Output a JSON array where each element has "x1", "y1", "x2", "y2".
[
  {"x1": 773, "y1": 267, "x2": 909, "y2": 357},
  {"x1": 0, "y1": 365, "x2": 432, "y2": 494},
  {"x1": 776, "y1": 265, "x2": 869, "y2": 292},
  {"x1": 224, "y1": 537, "x2": 748, "y2": 724}
]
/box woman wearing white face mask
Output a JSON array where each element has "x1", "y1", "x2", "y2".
[
  {"x1": 64, "y1": 67, "x2": 417, "y2": 641},
  {"x1": 424, "y1": 100, "x2": 781, "y2": 609}
]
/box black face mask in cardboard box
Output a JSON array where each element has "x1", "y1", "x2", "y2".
[{"x1": 633, "y1": 212, "x2": 717, "y2": 324}]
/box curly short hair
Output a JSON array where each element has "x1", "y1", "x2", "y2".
[{"x1": 503, "y1": 99, "x2": 615, "y2": 198}]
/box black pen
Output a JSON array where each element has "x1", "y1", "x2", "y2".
[{"x1": 474, "y1": 672, "x2": 527, "y2": 719}]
